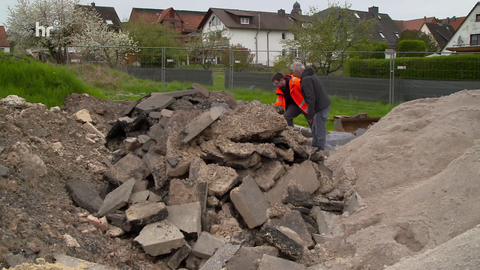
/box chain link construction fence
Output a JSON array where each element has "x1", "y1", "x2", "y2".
[{"x1": 67, "y1": 45, "x2": 480, "y2": 104}]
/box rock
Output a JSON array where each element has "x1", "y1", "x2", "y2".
[
  {"x1": 54, "y1": 254, "x2": 116, "y2": 270},
  {"x1": 0, "y1": 164, "x2": 8, "y2": 177},
  {"x1": 130, "y1": 190, "x2": 150, "y2": 204},
  {"x1": 106, "y1": 225, "x2": 125, "y2": 238},
  {"x1": 96, "y1": 179, "x2": 136, "y2": 217},
  {"x1": 107, "y1": 213, "x2": 125, "y2": 228},
  {"x1": 74, "y1": 109, "x2": 92, "y2": 123},
  {"x1": 257, "y1": 254, "x2": 306, "y2": 270},
  {"x1": 190, "y1": 159, "x2": 238, "y2": 197},
  {"x1": 148, "y1": 191, "x2": 162, "y2": 202},
  {"x1": 123, "y1": 137, "x2": 139, "y2": 152},
  {"x1": 149, "y1": 111, "x2": 162, "y2": 119},
  {"x1": 167, "y1": 243, "x2": 192, "y2": 270},
  {"x1": 83, "y1": 122, "x2": 105, "y2": 138},
  {"x1": 225, "y1": 246, "x2": 279, "y2": 270},
  {"x1": 87, "y1": 215, "x2": 108, "y2": 232},
  {"x1": 274, "y1": 147, "x2": 295, "y2": 162},
  {"x1": 254, "y1": 143, "x2": 278, "y2": 159},
  {"x1": 192, "y1": 83, "x2": 211, "y2": 98},
  {"x1": 143, "y1": 150, "x2": 168, "y2": 190},
  {"x1": 133, "y1": 180, "x2": 149, "y2": 193},
  {"x1": 224, "y1": 153, "x2": 262, "y2": 169},
  {"x1": 3, "y1": 252, "x2": 31, "y2": 268},
  {"x1": 135, "y1": 93, "x2": 174, "y2": 113},
  {"x1": 192, "y1": 232, "x2": 227, "y2": 259},
  {"x1": 272, "y1": 128, "x2": 309, "y2": 158},
  {"x1": 134, "y1": 220, "x2": 186, "y2": 256},
  {"x1": 185, "y1": 254, "x2": 207, "y2": 270},
  {"x1": 163, "y1": 89, "x2": 200, "y2": 98},
  {"x1": 167, "y1": 202, "x2": 202, "y2": 235},
  {"x1": 1, "y1": 95, "x2": 26, "y2": 108},
  {"x1": 316, "y1": 210, "x2": 337, "y2": 235},
  {"x1": 266, "y1": 160, "x2": 320, "y2": 205},
  {"x1": 168, "y1": 179, "x2": 202, "y2": 206},
  {"x1": 258, "y1": 225, "x2": 304, "y2": 260},
  {"x1": 200, "y1": 140, "x2": 226, "y2": 163},
  {"x1": 65, "y1": 179, "x2": 103, "y2": 214},
  {"x1": 161, "y1": 109, "x2": 174, "y2": 118},
  {"x1": 282, "y1": 180, "x2": 315, "y2": 208},
  {"x1": 345, "y1": 191, "x2": 363, "y2": 214},
  {"x1": 181, "y1": 106, "x2": 227, "y2": 144},
  {"x1": 7, "y1": 142, "x2": 47, "y2": 178},
  {"x1": 63, "y1": 234, "x2": 80, "y2": 248},
  {"x1": 147, "y1": 123, "x2": 168, "y2": 155},
  {"x1": 125, "y1": 202, "x2": 168, "y2": 230},
  {"x1": 312, "y1": 234, "x2": 333, "y2": 245},
  {"x1": 199, "y1": 243, "x2": 241, "y2": 270},
  {"x1": 230, "y1": 176, "x2": 270, "y2": 229},
  {"x1": 215, "y1": 135, "x2": 256, "y2": 158},
  {"x1": 103, "y1": 153, "x2": 149, "y2": 186},
  {"x1": 265, "y1": 210, "x2": 314, "y2": 248}
]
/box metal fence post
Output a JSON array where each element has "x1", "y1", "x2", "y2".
[
  {"x1": 162, "y1": 46, "x2": 166, "y2": 92},
  {"x1": 391, "y1": 53, "x2": 395, "y2": 105},
  {"x1": 230, "y1": 49, "x2": 234, "y2": 93},
  {"x1": 66, "y1": 44, "x2": 69, "y2": 70},
  {"x1": 388, "y1": 51, "x2": 394, "y2": 105}
]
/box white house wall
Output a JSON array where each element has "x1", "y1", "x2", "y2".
[
  {"x1": 442, "y1": 4, "x2": 480, "y2": 53},
  {"x1": 0, "y1": 47, "x2": 10, "y2": 53}
]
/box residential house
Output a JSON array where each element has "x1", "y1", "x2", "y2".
[
  {"x1": 443, "y1": 2, "x2": 480, "y2": 53},
  {"x1": 395, "y1": 17, "x2": 435, "y2": 32},
  {"x1": 129, "y1": 7, "x2": 206, "y2": 35},
  {"x1": 0, "y1": 26, "x2": 10, "y2": 53},
  {"x1": 78, "y1": 3, "x2": 122, "y2": 32},
  {"x1": 198, "y1": 2, "x2": 303, "y2": 66},
  {"x1": 420, "y1": 22, "x2": 456, "y2": 50},
  {"x1": 433, "y1": 16, "x2": 466, "y2": 30}
]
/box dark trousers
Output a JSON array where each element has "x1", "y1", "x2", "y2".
[
  {"x1": 312, "y1": 105, "x2": 330, "y2": 150},
  {"x1": 284, "y1": 104, "x2": 308, "y2": 127}
]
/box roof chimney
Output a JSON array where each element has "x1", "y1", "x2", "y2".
[
  {"x1": 278, "y1": 9, "x2": 286, "y2": 17},
  {"x1": 369, "y1": 6, "x2": 379, "y2": 18},
  {"x1": 424, "y1": 16, "x2": 426, "y2": 21},
  {"x1": 91, "y1": 2, "x2": 95, "y2": 7}
]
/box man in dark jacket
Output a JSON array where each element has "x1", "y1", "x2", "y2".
[{"x1": 291, "y1": 62, "x2": 331, "y2": 150}]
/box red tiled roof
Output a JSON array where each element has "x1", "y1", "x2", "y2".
[
  {"x1": 0, "y1": 26, "x2": 10, "y2": 47},
  {"x1": 395, "y1": 17, "x2": 435, "y2": 31},
  {"x1": 176, "y1": 10, "x2": 206, "y2": 33},
  {"x1": 434, "y1": 16, "x2": 466, "y2": 30},
  {"x1": 129, "y1": 8, "x2": 163, "y2": 24}
]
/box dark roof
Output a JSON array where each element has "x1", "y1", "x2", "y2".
[
  {"x1": 423, "y1": 22, "x2": 456, "y2": 49},
  {"x1": 129, "y1": 8, "x2": 164, "y2": 24},
  {"x1": 176, "y1": 10, "x2": 207, "y2": 33},
  {"x1": 0, "y1": 26, "x2": 9, "y2": 47},
  {"x1": 434, "y1": 16, "x2": 466, "y2": 30},
  {"x1": 318, "y1": 7, "x2": 401, "y2": 49},
  {"x1": 198, "y1": 8, "x2": 301, "y2": 31},
  {"x1": 78, "y1": 4, "x2": 122, "y2": 30}
]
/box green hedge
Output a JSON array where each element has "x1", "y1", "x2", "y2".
[
  {"x1": 344, "y1": 54, "x2": 480, "y2": 81},
  {"x1": 398, "y1": 40, "x2": 427, "y2": 57}
]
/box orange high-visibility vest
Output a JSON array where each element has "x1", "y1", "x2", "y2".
[{"x1": 275, "y1": 75, "x2": 309, "y2": 114}]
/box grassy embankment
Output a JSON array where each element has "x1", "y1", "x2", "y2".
[{"x1": 0, "y1": 53, "x2": 394, "y2": 130}]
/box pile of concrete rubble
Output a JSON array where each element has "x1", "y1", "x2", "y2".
[{"x1": 66, "y1": 85, "x2": 361, "y2": 270}]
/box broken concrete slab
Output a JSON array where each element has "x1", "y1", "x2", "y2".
[
  {"x1": 96, "y1": 179, "x2": 135, "y2": 217},
  {"x1": 224, "y1": 152, "x2": 262, "y2": 169},
  {"x1": 282, "y1": 180, "x2": 315, "y2": 208},
  {"x1": 185, "y1": 254, "x2": 207, "y2": 270},
  {"x1": 254, "y1": 143, "x2": 278, "y2": 159},
  {"x1": 200, "y1": 140, "x2": 225, "y2": 163},
  {"x1": 167, "y1": 243, "x2": 192, "y2": 270},
  {"x1": 65, "y1": 179, "x2": 103, "y2": 214},
  {"x1": 143, "y1": 149, "x2": 168, "y2": 190},
  {"x1": 274, "y1": 147, "x2": 294, "y2": 163},
  {"x1": 265, "y1": 210, "x2": 314, "y2": 248},
  {"x1": 192, "y1": 232, "x2": 227, "y2": 259},
  {"x1": 199, "y1": 243, "x2": 241, "y2": 270},
  {"x1": 54, "y1": 254, "x2": 115, "y2": 270},
  {"x1": 224, "y1": 246, "x2": 279, "y2": 270},
  {"x1": 134, "y1": 220, "x2": 186, "y2": 256},
  {"x1": 135, "y1": 93, "x2": 174, "y2": 113},
  {"x1": 83, "y1": 122, "x2": 105, "y2": 138},
  {"x1": 181, "y1": 106, "x2": 227, "y2": 144},
  {"x1": 130, "y1": 190, "x2": 150, "y2": 204},
  {"x1": 167, "y1": 179, "x2": 201, "y2": 206},
  {"x1": 272, "y1": 128, "x2": 309, "y2": 159},
  {"x1": 253, "y1": 161, "x2": 285, "y2": 191},
  {"x1": 258, "y1": 225, "x2": 304, "y2": 260},
  {"x1": 166, "y1": 159, "x2": 190, "y2": 178},
  {"x1": 161, "y1": 89, "x2": 200, "y2": 98},
  {"x1": 266, "y1": 160, "x2": 320, "y2": 205},
  {"x1": 0, "y1": 163, "x2": 8, "y2": 177},
  {"x1": 215, "y1": 135, "x2": 256, "y2": 158},
  {"x1": 167, "y1": 202, "x2": 202, "y2": 235},
  {"x1": 107, "y1": 213, "x2": 125, "y2": 228},
  {"x1": 192, "y1": 83, "x2": 211, "y2": 98},
  {"x1": 316, "y1": 210, "x2": 336, "y2": 235},
  {"x1": 103, "y1": 153, "x2": 149, "y2": 186},
  {"x1": 125, "y1": 202, "x2": 168, "y2": 229},
  {"x1": 257, "y1": 254, "x2": 306, "y2": 270},
  {"x1": 161, "y1": 109, "x2": 174, "y2": 118},
  {"x1": 190, "y1": 159, "x2": 238, "y2": 197},
  {"x1": 148, "y1": 191, "x2": 162, "y2": 203},
  {"x1": 149, "y1": 111, "x2": 162, "y2": 119},
  {"x1": 230, "y1": 176, "x2": 270, "y2": 229},
  {"x1": 3, "y1": 252, "x2": 32, "y2": 268},
  {"x1": 306, "y1": 264, "x2": 328, "y2": 270},
  {"x1": 345, "y1": 191, "x2": 363, "y2": 214},
  {"x1": 123, "y1": 137, "x2": 139, "y2": 152}
]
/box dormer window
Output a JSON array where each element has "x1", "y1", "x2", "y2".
[
  {"x1": 394, "y1": 32, "x2": 399, "y2": 38},
  {"x1": 240, "y1": 17, "x2": 250, "y2": 24},
  {"x1": 106, "y1": 20, "x2": 113, "y2": 25},
  {"x1": 354, "y1": 13, "x2": 360, "y2": 19},
  {"x1": 378, "y1": 32, "x2": 385, "y2": 38},
  {"x1": 378, "y1": 15, "x2": 382, "y2": 20}
]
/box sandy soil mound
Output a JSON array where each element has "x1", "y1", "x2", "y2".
[{"x1": 320, "y1": 90, "x2": 480, "y2": 269}]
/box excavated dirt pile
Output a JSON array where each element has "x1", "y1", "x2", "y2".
[{"x1": 0, "y1": 85, "x2": 350, "y2": 270}]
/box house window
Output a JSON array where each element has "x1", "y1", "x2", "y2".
[
  {"x1": 476, "y1": 14, "x2": 480, "y2": 21},
  {"x1": 471, "y1": 34, "x2": 480, "y2": 45},
  {"x1": 240, "y1": 17, "x2": 249, "y2": 24},
  {"x1": 106, "y1": 20, "x2": 113, "y2": 25},
  {"x1": 282, "y1": 33, "x2": 286, "y2": 39},
  {"x1": 394, "y1": 32, "x2": 399, "y2": 38},
  {"x1": 354, "y1": 13, "x2": 360, "y2": 19},
  {"x1": 378, "y1": 32, "x2": 386, "y2": 38},
  {"x1": 170, "y1": 22, "x2": 175, "y2": 28}
]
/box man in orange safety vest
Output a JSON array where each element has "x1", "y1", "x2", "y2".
[{"x1": 272, "y1": 72, "x2": 309, "y2": 127}]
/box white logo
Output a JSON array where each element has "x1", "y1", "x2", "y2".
[{"x1": 35, "y1": 20, "x2": 60, "y2": 37}]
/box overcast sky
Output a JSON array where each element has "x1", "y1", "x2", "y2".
[{"x1": 0, "y1": 0, "x2": 475, "y2": 26}]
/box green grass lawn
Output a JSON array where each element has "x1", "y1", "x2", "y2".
[{"x1": 0, "y1": 56, "x2": 395, "y2": 131}]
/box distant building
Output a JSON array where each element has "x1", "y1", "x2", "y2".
[
  {"x1": 395, "y1": 17, "x2": 436, "y2": 32},
  {"x1": 443, "y1": 2, "x2": 480, "y2": 53},
  {"x1": 420, "y1": 22, "x2": 456, "y2": 50},
  {"x1": 0, "y1": 26, "x2": 10, "y2": 53},
  {"x1": 78, "y1": 3, "x2": 122, "y2": 32}
]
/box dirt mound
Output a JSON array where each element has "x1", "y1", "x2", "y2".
[{"x1": 319, "y1": 90, "x2": 480, "y2": 269}]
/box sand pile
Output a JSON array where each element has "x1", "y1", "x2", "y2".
[{"x1": 319, "y1": 90, "x2": 480, "y2": 269}]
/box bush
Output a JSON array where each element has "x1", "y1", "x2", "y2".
[
  {"x1": 345, "y1": 54, "x2": 480, "y2": 81},
  {"x1": 349, "y1": 39, "x2": 390, "y2": 59},
  {"x1": 398, "y1": 40, "x2": 427, "y2": 57}
]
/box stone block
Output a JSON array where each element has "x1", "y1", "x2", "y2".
[
  {"x1": 96, "y1": 179, "x2": 135, "y2": 217},
  {"x1": 192, "y1": 232, "x2": 227, "y2": 259},
  {"x1": 257, "y1": 254, "x2": 306, "y2": 270},
  {"x1": 199, "y1": 243, "x2": 241, "y2": 270},
  {"x1": 135, "y1": 93, "x2": 174, "y2": 113},
  {"x1": 103, "y1": 153, "x2": 149, "y2": 186},
  {"x1": 125, "y1": 202, "x2": 168, "y2": 229},
  {"x1": 167, "y1": 243, "x2": 192, "y2": 270},
  {"x1": 161, "y1": 109, "x2": 174, "y2": 118},
  {"x1": 65, "y1": 179, "x2": 103, "y2": 214},
  {"x1": 224, "y1": 246, "x2": 279, "y2": 270},
  {"x1": 265, "y1": 210, "x2": 314, "y2": 248},
  {"x1": 266, "y1": 161, "x2": 319, "y2": 205},
  {"x1": 167, "y1": 202, "x2": 202, "y2": 235},
  {"x1": 254, "y1": 161, "x2": 286, "y2": 191},
  {"x1": 230, "y1": 176, "x2": 269, "y2": 229},
  {"x1": 130, "y1": 190, "x2": 150, "y2": 204},
  {"x1": 181, "y1": 106, "x2": 227, "y2": 144},
  {"x1": 134, "y1": 220, "x2": 186, "y2": 256}
]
